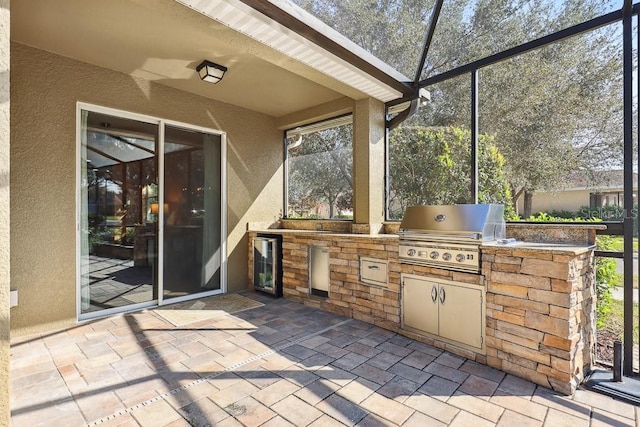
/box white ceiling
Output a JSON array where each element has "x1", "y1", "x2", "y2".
[{"x1": 10, "y1": 0, "x2": 405, "y2": 118}]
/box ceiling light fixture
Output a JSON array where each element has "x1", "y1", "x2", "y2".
[{"x1": 196, "y1": 60, "x2": 227, "y2": 84}]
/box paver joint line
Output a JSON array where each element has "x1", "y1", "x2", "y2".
[{"x1": 84, "y1": 318, "x2": 353, "y2": 426}]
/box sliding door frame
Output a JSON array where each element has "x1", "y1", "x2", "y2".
[{"x1": 76, "y1": 102, "x2": 227, "y2": 321}]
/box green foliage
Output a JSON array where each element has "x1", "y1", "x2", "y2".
[
  {"x1": 388, "y1": 125, "x2": 514, "y2": 219},
  {"x1": 595, "y1": 235, "x2": 623, "y2": 328}
]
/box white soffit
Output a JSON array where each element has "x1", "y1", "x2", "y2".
[{"x1": 176, "y1": 0, "x2": 406, "y2": 102}]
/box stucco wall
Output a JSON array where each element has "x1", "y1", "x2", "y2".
[
  {"x1": 0, "y1": 1, "x2": 10, "y2": 425},
  {"x1": 517, "y1": 189, "x2": 591, "y2": 215},
  {"x1": 10, "y1": 43, "x2": 283, "y2": 334}
]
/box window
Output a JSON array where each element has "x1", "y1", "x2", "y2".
[{"x1": 285, "y1": 116, "x2": 353, "y2": 219}]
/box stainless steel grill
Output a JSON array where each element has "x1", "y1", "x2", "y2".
[{"x1": 398, "y1": 204, "x2": 506, "y2": 273}]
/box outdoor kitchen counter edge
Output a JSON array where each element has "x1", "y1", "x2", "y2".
[{"x1": 481, "y1": 241, "x2": 594, "y2": 255}]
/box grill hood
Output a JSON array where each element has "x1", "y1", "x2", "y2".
[{"x1": 399, "y1": 204, "x2": 506, "y2": 241}]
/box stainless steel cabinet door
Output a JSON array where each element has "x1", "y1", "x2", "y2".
[
  {"x1": 438, "y1": 282, "x2": 483, "y2": 349},
  {"x1": 402, "y1": 275, "x2": 438, "y2": 336}
]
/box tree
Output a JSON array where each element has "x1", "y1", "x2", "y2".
[
  {"x1": 288, "y1": 125, "x2": 353, "y2": 218},
  {"x1": 388, "y1": 126, "x2": 514, "y2": 219},
  {"x1": 293, "y1": 0, "x2": 624, "y2": 217}
]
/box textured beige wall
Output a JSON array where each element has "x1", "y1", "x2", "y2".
[
  {"x1": 0, "y1": 1, "x2": 10, "y2": 424},
  {"x1": 10, "y1": 43, "x2": 283, "y2": 334},
  {"x1": 516, "y1": 189, "x2": 592, "y2": 215}
]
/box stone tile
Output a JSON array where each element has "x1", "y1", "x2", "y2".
[
  {"x1": 308, "y1": 414, "x2": 350, "y2": 427},
  {"x1": 281, "y1": 344, "x2": 318, "y2": 360},
  {"x1": 211, "y1": 372, "x2": 244, "y2": 390},
  {"x1": 114, "y1": 380, "x2": 164, "y2": 408},
  {"x1": 344, "y1": 342, "x2": 381, "y2": 359},
  {"x1": 351, "y1": 363, "x2": 395, "y2": 386},
  {"x1": 404, "y1": 392, "x2": 459, "y2": 424},
  {"x1": 457, "y1": 374, "x2": 500, "y2": 400},
  {"x1": 177, "y1": 397, "x2": 230, "y2": 427},
  {"x1": 294, "y1": 379, "x2": 340, "y2": 406},
  {"x1": 298, "y1": 353, "x2": 336, "y2": 371},
  {"x1": 447, "y1": 391, "x2": 504, "y2": 423},
  {"x1": 10, "y1": 397, "x2": 85, "y2": 427},
  {"x1": 573, "y1": 389, "x2": 636, "y2": 420},
  {"x1": 299, "y1": 335, "x2": 333, "y2": 349},
  {"x1": 459, "y1": 360, "x2": 506, "y2": 383},
  {"x1": 336, "y1": 378, "x2": 380, "y2": 404},
  {"x1": 377, "y1": 376, "x2": 422, "y2": 402},
  {"x1": 496, "y1": 410, "x2": 543, "y2": 427},
  {"x1": 252, "y1": 379, "x2": 301, "y2": 407},
  {"x1": 360, "y1": 392, "x2": 415, "y2": 425},
  {"x1": 316, "y1": 365, "x2": 358, "y2": 386},
  {"x1": 449, "y1": 410, "x2": 495, "y2": 427},
  {"x1": 543, "y1": 407, "x2": 590, "y2": 426},
  {"x1": 489, "y1": 389, "x2": 548, "y2": 421},
  {"x1": 280, "y1": 366, "x2": 320, "y2": 387},
  {"x1": 165, "y1": 381, "x2": 218, "y2": 410},
  {"x1": 387, "y1": 335, "x2": 413, "y2": 347},
  {"x1": 401, "y1": 350, "x2": 436, "y2": 370},
  {"x1": 224, "y1": 396, "x2": 277, "y2": 426},
  {"x1": 375, "y1": 341, "x2": 413, "y2": 358},
  {"x1": 237, "y1": 366, "x2": 281, "y2": 389},
  {"x1": 591, "y1": 408, "x2": 635, "y2": 427},
  {"x1": 434, "y1": 352, "x2": 466, "y2": 369},
  {"x1": 260, "y1": 415, "x2": 297, "y2": 427},
  {"x1": 423, "y1": 362, "x2": 469, "y2": 384},
  {"x1": 531, "y1": 387, "x2": 590, "y2": 420},
  {"x1": 315, "y1": 342, "x2": 350, "y2": 359},
  {"x1": 407, "y1": 341, "x2": 443, "y2": 357},
  {"x1": 387, "y1": 362, "x2": 431, "y2": 386},
  {"x1": 366, "y1": 351, "x2": 403, "y2": 371},
  {"x1": 315, "y1": 394, "x2": 369, "y2": 427},
  {"x1": 498, "y1": 374, "x2": 537, "y2": 397},
  {"x1": 10, "y1": 367, "x2": 62, "y2": 390},
  {"x1": 271, "y1": 395, "x2": 324, "y2": 426},
  {"x1": 356, "y1": 413, "x2": 397, "y2": 426},
  {"x1": 329, "y1": 333, "x2": 361, "y2": 348},
  {"x1": 209, "y1": 378, "x2": 260, "y2": 408},
  {"x1": 332, "y1": 352, "x2": 369, "y2": 371},
  {"x1": 418, "y1": 375, "x2": 459, "y2": 401},
  {"x1": 131, "y1": 399, "x2": 183, "y2": 427},
  {"x1": 402, "y1": 410, "x2": 447, "y2": 427},
  {"x1": 75, "y1": 390, "x2": 126, "y2": 422},
  {"x1": 358, "y1": 332, "x2": 392, "y2": 348},
  {"x1": 91, "y1": 413, "x2": 140, "y2": 427}
]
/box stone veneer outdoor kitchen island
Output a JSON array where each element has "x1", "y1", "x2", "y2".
[{"x1": 247, "y1": 222, "x2": 602, "y2": 395}]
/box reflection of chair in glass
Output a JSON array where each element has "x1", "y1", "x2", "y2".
[{"x1": 133, "y1": 225, "x2": 155, "y2": 267}]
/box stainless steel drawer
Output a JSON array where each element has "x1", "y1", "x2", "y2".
[{"x1": 360, "y1": 257, "x2": 388, "y2": 286}]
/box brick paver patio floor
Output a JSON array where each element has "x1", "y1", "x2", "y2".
[{"x1": 10, "y1": 291, "x2": 639, "y2": 426}]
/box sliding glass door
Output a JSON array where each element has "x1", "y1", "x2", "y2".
[
  {"x1": 78, "y1": 105, "x2": 225, "y2": 319},
  {"x1": 162, "y1": 126, "x2": 222, "y2": 300}
]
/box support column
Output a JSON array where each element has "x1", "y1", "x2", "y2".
[
  {"x1": 353, "y1": 97, "x2": 385, "y2": 232},
  {"x1": 0, "y1": 1, "x2": 10, "y2": 425}
]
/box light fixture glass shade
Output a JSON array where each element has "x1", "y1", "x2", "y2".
[{"x1": 197, "y1": 60, "x2": 227, "y2": 84}]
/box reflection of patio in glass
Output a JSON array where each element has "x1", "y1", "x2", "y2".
[{"x1": 84, "y1": 256, "x2": 153, "y2": 313}]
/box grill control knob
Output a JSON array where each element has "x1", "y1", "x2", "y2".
[
  {"x1": 456, "y1": 254, "x2": 466, "y2": 263},
  {"x1": 442, "y1": 252, "x2": 452, "y2": 261},
  {"x1": 430, "y1": 251, "x2": 439, "y2": 260},
  {"x1": 407, "y1": 249, "x2": 416, "y2": 256}
]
